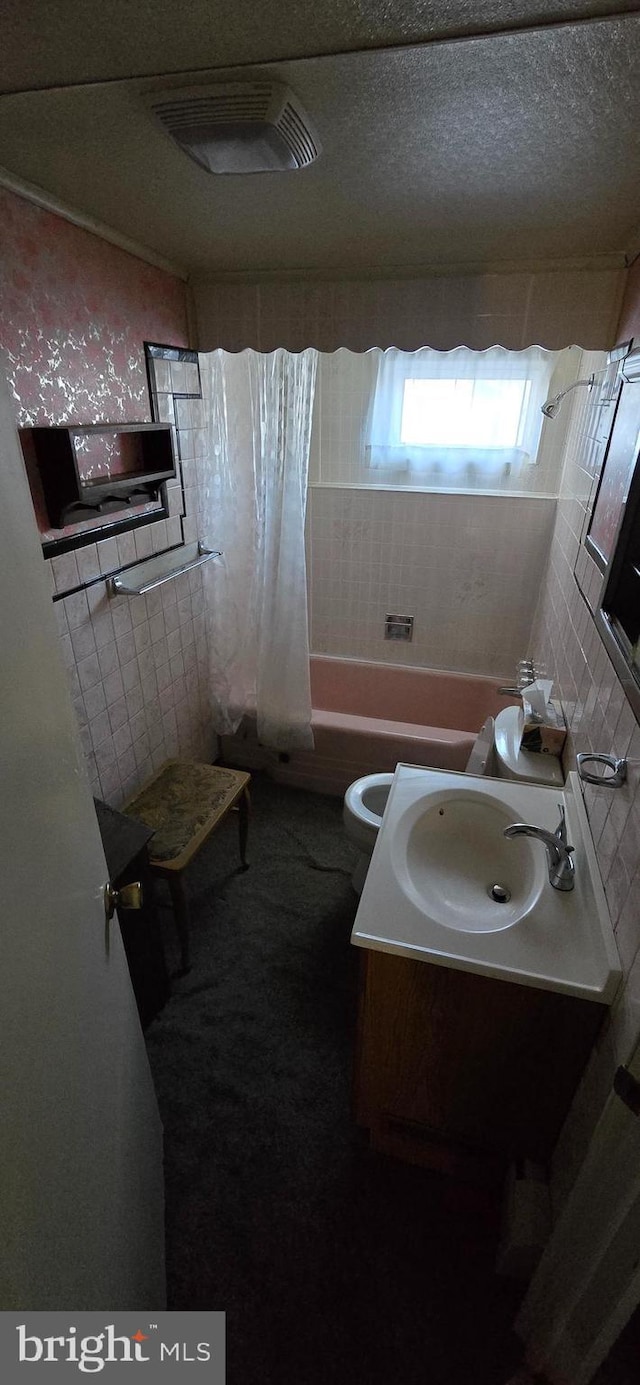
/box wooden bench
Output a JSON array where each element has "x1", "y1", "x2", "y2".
[{"x1": 123, "y1": 759, "x2": 250, "y2": 974}]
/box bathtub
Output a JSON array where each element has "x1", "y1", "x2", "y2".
[{"x1": 222, "y1": 655, "x2": 517, "y2": 796}]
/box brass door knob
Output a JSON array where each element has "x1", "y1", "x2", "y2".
[{"x1": 104, "y1": 881, "x2": 143, "y2": 922}]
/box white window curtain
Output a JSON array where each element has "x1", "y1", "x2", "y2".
[
  {"x1": 199, "y1": 348, "x2": 318, "y2": 751},
  {"x1": 366, "y1": 346, "x2": 556, "y2": 484}
]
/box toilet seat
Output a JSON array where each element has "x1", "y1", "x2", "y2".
[
  {"x1": 343, "y1": 772, "x2": 394, "y2": 857},
  {"x1": 343, "y1": 770, "x2": 394, "y2": 892},
  {"x1": 464, "y1": 717, "x2": 495, "y2": 776},
  {"x1": 494, "y1": 706, "x2": 564, "y2": 787},
  {"x1": 344, "y1": 772, "x2": 394, "y2": 830}
]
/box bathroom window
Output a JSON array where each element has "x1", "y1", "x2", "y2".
[
  {"x1": 365, "y1": 346, "x2": 556, "y2": 485},
  {"x1": 308, "y1": 346, "x2": 578, "y2": 496},
  {"x1": 399, "y1": 376, "x2": 530, "y2": 447}
]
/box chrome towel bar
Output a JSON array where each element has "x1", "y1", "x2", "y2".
[{"x1": 107, "y1": 541, "x2": 222, "y2": 597}]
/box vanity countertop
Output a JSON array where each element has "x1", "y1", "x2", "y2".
[{"x1": 351, "y1": 764, "x2": 621, "y2": 1004}]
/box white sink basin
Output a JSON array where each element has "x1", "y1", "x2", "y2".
[
  {"x1": 396, "y1": 789, "x2": 543, "y2": 933},
  {"x1": 352, "y1": 764, "x2": 621, "y2": 1003}
]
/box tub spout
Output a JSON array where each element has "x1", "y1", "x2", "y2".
[{"x1": 497, "y1": 683, "x2": 534, "y2": 697}]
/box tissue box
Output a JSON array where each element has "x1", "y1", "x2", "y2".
[{"x1": 520, "y1": 698, "x2": 567, "y2": 755}]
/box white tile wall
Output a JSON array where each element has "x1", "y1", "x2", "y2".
[
  {"x1": 48, "y1": 384, "x2": 216, "y2": 807},
  {"x1": 306, "y1": 486, "x2": 556, "y2": 677},
  {"x1": 530, "y1": 355, "x2": 640, "y2": 1210},
  {"x1": 303, "y1": 347, "x2": 586, "y2": 676}
]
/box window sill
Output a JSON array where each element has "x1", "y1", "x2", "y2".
[{"x1": 308, "y1": 482, "x2": 559, "y2": 500}]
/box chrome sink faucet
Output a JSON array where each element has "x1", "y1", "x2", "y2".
[{"x1": 503, "y1": 806, "x2": 575, "y2": 891}]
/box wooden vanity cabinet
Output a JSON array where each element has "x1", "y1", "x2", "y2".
[{"x1": 354, "y1": 949, "x2": 604, "y2": 1183}]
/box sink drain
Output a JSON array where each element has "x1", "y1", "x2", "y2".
[{"x1": 488, "y1": 883, "x2": 511, "y2": 903}]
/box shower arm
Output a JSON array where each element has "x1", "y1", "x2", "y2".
[{"x1": 541, "y1": 374, "x2": 595, "y2": 419}]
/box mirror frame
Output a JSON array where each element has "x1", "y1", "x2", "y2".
[{"x1": 589, "y1": 341, "x2": 640, "y2": 722}]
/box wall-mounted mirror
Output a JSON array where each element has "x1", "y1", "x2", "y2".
[
  {"x1": 594, "y1": 345, "x2": 640, "y2": 718},
  {"x1": 585, "y1": 346, "x2": 640, "y2": 574}
]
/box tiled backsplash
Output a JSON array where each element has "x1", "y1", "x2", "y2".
[
  {"x1": 531, "y1": 353, "x2": 640, "y2": 1208},
  {"x1": 307, "y1": 486, "x2": 556, "y2": 677}
]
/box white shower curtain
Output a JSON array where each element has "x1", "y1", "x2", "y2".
[{"x1": 199, "y1": 348, "x2": 318, "y2": 751}]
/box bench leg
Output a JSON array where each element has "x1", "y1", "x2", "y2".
[
  {"x1": 167, "y1": 872, "x2": 191, "y2": 974},
  {"x1": 238, "y1": 786, "x2": 250, "y2": 869}
]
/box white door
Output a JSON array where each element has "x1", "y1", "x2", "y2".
[
  {"x1": 517, "y1": 1034, "x2": 640, "y2": 1383},
  {"x1": 0, "y1": 367, "x2": 165, "y2": 1309}
]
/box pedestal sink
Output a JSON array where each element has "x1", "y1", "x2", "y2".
[{"x1": 396, "y1": 789, "x2": 544, "y2": 933}]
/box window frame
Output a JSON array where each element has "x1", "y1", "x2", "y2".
[{"x1": 365, "y1": 346, "x2": 556, "y2": 482}]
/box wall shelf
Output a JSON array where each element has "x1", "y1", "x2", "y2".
[
  {"x1": 20, "y1": 422, "x2": 176, "y2": 530},
  {"x1": 106, "y1": 541, "x2": 222, "y2": 597}
]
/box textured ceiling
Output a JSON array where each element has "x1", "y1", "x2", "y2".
[
  {"x1": 1, "y1": 4, "x2": 639, "y2": 276},
  {"x1": 2, "y1": 0, "x2": 639, "y2": 92}
]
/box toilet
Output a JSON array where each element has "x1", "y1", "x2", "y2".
[{"x1": 343, "y1": 707, "x2": 564, "y2": 894}]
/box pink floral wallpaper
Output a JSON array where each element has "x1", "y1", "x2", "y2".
[{"x1": 0, "y1": 186, "x2": 189, "y2": 425}]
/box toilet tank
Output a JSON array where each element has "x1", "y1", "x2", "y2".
[{"x1": 494, "y1": 707, "x2": 564, "y2": 787}]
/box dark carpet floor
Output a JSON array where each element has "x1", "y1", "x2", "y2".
[{"x1": 145, "y1": 774, "x2": 524, "y2": 1385}]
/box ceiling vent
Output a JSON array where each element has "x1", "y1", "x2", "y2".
[{"x1": 147, "y1": 80, "x2": 321, "y2": 175}]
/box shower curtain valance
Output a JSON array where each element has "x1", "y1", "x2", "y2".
[{"x1": 193, "y1": 265, "x2": 623, "y2": 354}]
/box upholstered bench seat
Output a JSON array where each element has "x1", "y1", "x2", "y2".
[{"x1": 124, "y1": 759, "x2": 250, "y2": 973}]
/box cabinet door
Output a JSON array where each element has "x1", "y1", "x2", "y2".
[{"x1": 355, "y1": 950, "x2": 602, "y2": 1172}]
